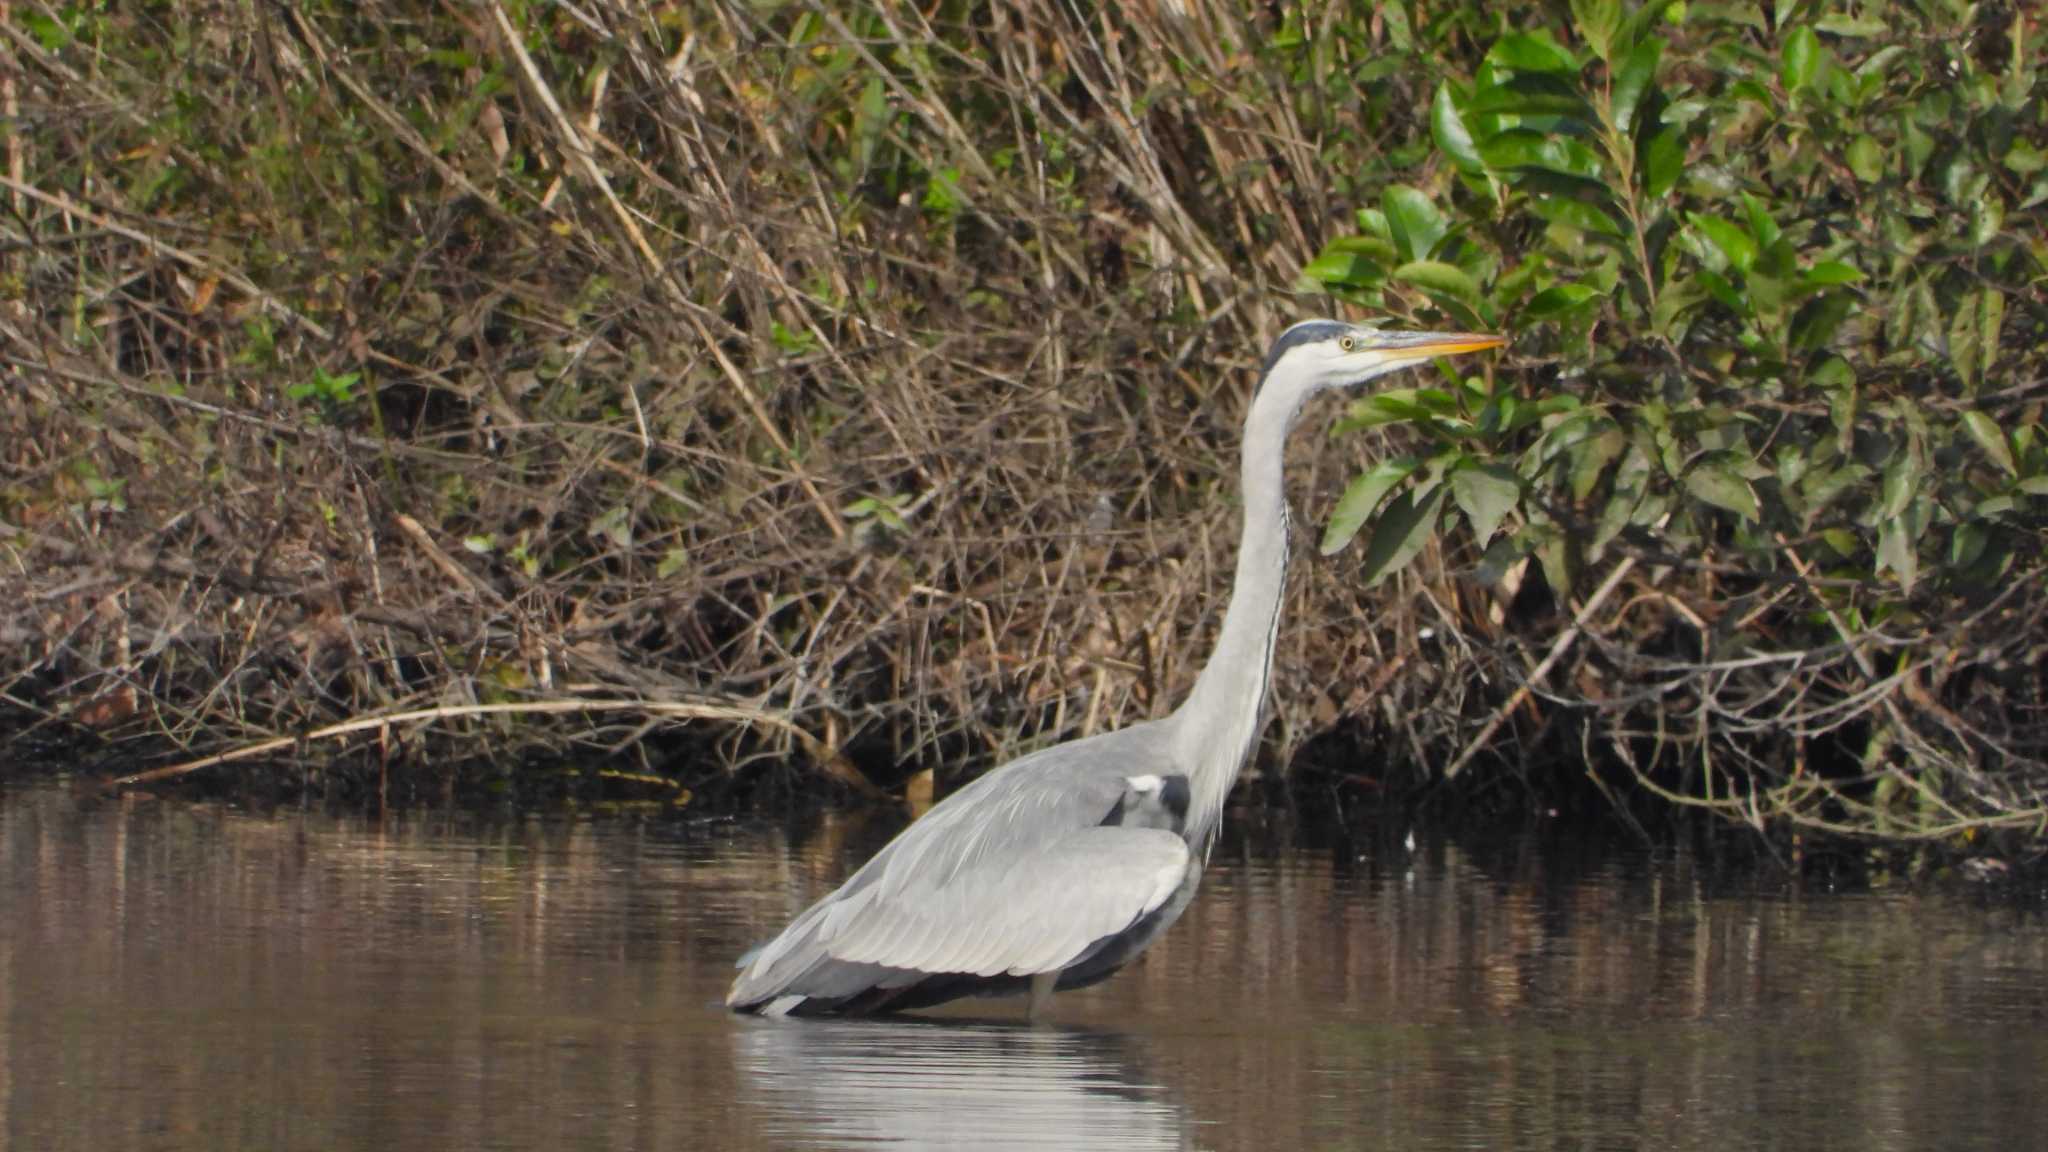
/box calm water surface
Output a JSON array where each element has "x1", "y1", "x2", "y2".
[{"x1": 3, "y1": 783, "x2": 2044, "y2": 1151}]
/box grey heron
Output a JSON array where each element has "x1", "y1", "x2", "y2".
[{"x1": 730, "y1": 321, "x2": 1507, "y2": 1018}]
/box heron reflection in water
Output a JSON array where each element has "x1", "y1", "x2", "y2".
[
  {"x1": 735, "y1": 1018, "x2": 1187, "y2": 1151},
  {"x1": 731, "y1": 321, "x2": 1507, "y2": 1018}
]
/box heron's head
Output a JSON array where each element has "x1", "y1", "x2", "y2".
[{"x1": 1258, "y1": 320, "x2": 1507, "y2": 399}]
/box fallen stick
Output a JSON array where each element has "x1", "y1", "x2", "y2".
[
  {"x1": 109, "y1": 697, "x2": 881, "y2": 796},
  {"x1": 1441, "y1": 555, "x2": 1637, "y2": 781}
]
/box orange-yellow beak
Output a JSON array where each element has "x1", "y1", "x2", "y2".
[{"x1": 1375, "y1": 332, "x2": 1509, "y2": 359}]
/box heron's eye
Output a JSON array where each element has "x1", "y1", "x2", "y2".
[{"x1": 1339, "y1": 336, "x2": 1357, "y2": 352}]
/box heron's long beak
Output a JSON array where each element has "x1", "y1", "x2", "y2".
[{"x1": 1370, "y1": 331, "x2": 1509, "y2": 362}]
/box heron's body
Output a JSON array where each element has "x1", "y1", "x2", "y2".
[{"x1": 729, "y1": 320, "x2": 1504, "y2": 1018}]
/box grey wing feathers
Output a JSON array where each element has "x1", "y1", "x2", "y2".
[
  {"x1": 728, "y1": 724, "x2": 1187, "y2": 1009},
  {"x1": 825, "y1": 827, "x2": 1188, "y2": 976},
  {"x1": 728, "y1": 827, "x2": 1187, "y2": 1007}
]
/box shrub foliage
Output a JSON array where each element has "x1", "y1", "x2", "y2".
[{"x1": 1311, "y1": 0, "x2": 2047, "y2": 837}]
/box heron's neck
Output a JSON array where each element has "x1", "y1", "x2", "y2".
[{"x1": 1171, "y1": 379, "x2": 1304, "y2": 838}]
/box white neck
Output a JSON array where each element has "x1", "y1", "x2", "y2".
[{"x1": 1167, "y1": 376, "x2": 1311, "y2": 840}]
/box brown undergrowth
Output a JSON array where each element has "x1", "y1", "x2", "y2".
[{"x1": 1, "y1": 2, "x2": 2043, "y2": 847}]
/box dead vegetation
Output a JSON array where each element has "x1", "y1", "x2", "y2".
[{"x1": 0, "y1": 0, "x2": 1394, "y2": 794}]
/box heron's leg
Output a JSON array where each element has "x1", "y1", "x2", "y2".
[{"x1": 1027, "y1": 971, "x2": 1057, "y2": 1022}]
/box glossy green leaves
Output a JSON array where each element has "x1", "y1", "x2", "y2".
[{"x1": 1310, "y1": 0, "x2": 2043, "y2": 602}]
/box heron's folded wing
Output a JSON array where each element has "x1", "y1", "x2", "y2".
[
  {"x1": 819, "y1": 826, "x2": 1189, "y2": 978},
  {"x1": 729, "y1": 726, "x2": 1180, "y2": 1007}
]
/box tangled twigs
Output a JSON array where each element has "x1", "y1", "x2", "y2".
[
  {"x1": 481, "y1": 0, "x2": 846, "y2": 542},
  {"x1": 0, "y1": 175, "x2": 332, "y2": 342},
  {"x1": 1442, "y1": 554, "x2": 1638, "y2": 781}
]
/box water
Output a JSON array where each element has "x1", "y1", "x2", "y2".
[{"x1": 2, "y1": 784, "x2": 2044, "y2": 1151}]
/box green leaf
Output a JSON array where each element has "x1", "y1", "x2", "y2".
[
  {"x1": 1639, "y1": 125, "x2": 1684, "y2": 200},
  {"x1": 1479, "y1": 129, "x2": 1591, "y2": 176},
  {"x1": 1790, "y1": 292, "x2": 1854, "y2": 351},
  {"x1": 1748, "y1": 269, "x2": 1792, "y2": 317},
  {"x1": 1611, "y1": 37, "x2": 1663, "y2": 131},
  {"x1": 1468, "y1": 73, "x2": 1597, "y2": 119},
  {"x1": 1961, "y1": 411, "x2": 2017, "y2": 475},
  {"x1": 1358, "y1": 484, "x2": 1447, "y2": 587},
  {"x1": 23, "y1": 12, "x2": 72, "y2": 51},
  {"x1": 1569, "y1": 427, "x2": 1627, "y2": 499},
  {"x1": 1846, "y1": 134, "x2": 1884, "y2": 182},
  {"x1": 1431, "y1": 83, "x2": 1485, "y2": 175},
  {"x1": 1380, "y1": 2, "x2": 1413, "y2": 51},
  {"x1": 1475, "y1": 527, "x2": 1542, "y2": 586},
  {"x1": 1801, "y1": 261, "x2": 1864, "y2": 286},
  {"x1": 1856, "y1": 45, "x2": 1908, "y2": 82},
  {"x1": 1570, "y1": 0, "x2": 1622, "y2": 59},
  {"x1": 921, "y1": 166, "x2": 963, "y2": 220},
  {"x1": 1527, "y1": 407, "x2": 1600, "y2": 463},
  {"x1": 1685, "y1": 463, "x2": 1760, "y2": 521},
  {"x1": 1450, "y1": 464, "x2": 1522, "y2": 546},
  {"x1": 2006, "y1": 139, "x2": 2047, "y2": 176},
  {"x1": 1694, "y1": 268, "x2": 1746, "y2": 315},
  {"x1": 589, "y1": 504, "x2": 634, "y2": 550},
  {"x1": 1321, "y1": 457, "x2": 1424, "y2": 556},
  {"x1": 1970, "y1": 193, "x2": 2005, "y2": 247},
  {"x1": 1407, "y1": 389, "x2": 1465, "y2": 415},
  {"x1": 1951, "y1": 521, "x2": 1989, "y2": 570},
  {"x1": 1815, "y1": 15, "x2": 1889, "y2": 36},
  {"x1": 1500, "y1": 165, "x2": 1617, "y2": 206},
  {"x1": 1781, "y1": 26, "x2": 1822, "y2": 92},
  {"x1": 1524, "y1": 283, "x2": 1604, "y2": 319},
  {"x1": 1978, "y1": 288, "x2": 2006, "y2": 379},
  {"x1": 1535, "y1": 519, "x2": 1577, "y2": 595},
  {"x1": 1689, "y1": 214, "x2": 1757, "y2": 274},
  {"x1": 1334, "y1": 390, "x2": 1435, "y2": 432},
  {"x1": 1741, "y1": 193, "x2": 1781, "y2": 250},
  {"x1": 1382, "y1": 185, "x2": 1448, "y2": 263},
  {"x1": 1876, "y1": 508, "x2": 1923, "y2": 592},
  {"x1": 1902, "y1": 116, "x2": 1937, "y2": 172},
  {"x1": 1506, "y1": 394, "x2": 1583, "y2": 437},
  {"x1": 1489, "y1": 33, "x2": 1581, "y2": 73},
  {"x1": 855, "y1": 76, "x2": 889, "y2": 166},
  {"x1": 1802, "y1": 459, "x2": 1867, "y2": 528},
  {"x1": 1392, "y1": 260, "x2": 1481, "y2": 302},
  {"x1": 1949, "y1": 294, "x2": 1984, "y2": 386},
  {"x1": 1616, "y1": 1, "x2": 1681, "y2": 57},
  {"x1": 1774, "y1": 443, "x2": 1810, "y2": 496},
  {"x1": 1594, "y1": 444, "x2": 1652, "y2": 549},
  {"x1": 1302, "y1": 252, "x2": 1381, "y2": 290},
  {"x1": 1528, "y1": 195, "x2": 1626, "y2": 237},
  {"x1": 1880, "y1": 442, "x2": 1923, "y2": 520},
  {"x1": 1302, "y1": 235, "x2": 1398, "y2": 289}
]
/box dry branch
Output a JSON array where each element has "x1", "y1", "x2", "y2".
[{"x1": 108, "y1": 697, "x2": 877, "y2": 796}]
